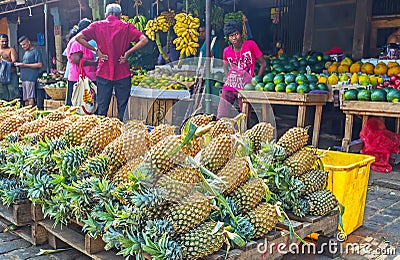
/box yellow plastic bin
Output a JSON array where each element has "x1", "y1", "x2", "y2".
[{"x1": 319, "y1": 150, "x2": 375, "y2": 235}]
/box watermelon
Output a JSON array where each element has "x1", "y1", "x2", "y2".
[
  {"x1": 255, "y1": 83, "x2": 265, "y2": 91},
  {"x1": 357, "y1": 89, "x2": 371, "y2": 101},
  {"x1": 264, "y1": 82, "x2": 275, "y2": 92},
  {"x1": 251, "y1": 76, "x2": 262, "y2": 86},
  {"x1": 317, "y1": 83, "x2": 328, "y2": 91},
  {"x1": 370, "y1": 89, "x2": 387, "y2": 102},
  {"x1": 275, "y1": 82, "x2": 286, "y2": 92},
  {"x1": 309, "y1": 83, "x2": 318, "y2": 91},
  {"x1": 263, "y1": 73, "x2": 275, "y2": 84},
  {"x1": 343, "y1": 89, "x2": 358, "y2": 100},
  {"x1": 244, "y1": 83, "x2": 255, "y2": 90},
  {"x1": 284, "y1": 74, "x2": 296, "y2": 84},
  {"x1": 295, "y1": 74, "x2": 308, "y2": 85},
  {"x1": 306, "y1": 74, "x2": 318, "y2": 84},
  {"x1": 273, "y1": 74, "x2": 285, "y2": 85},
  {"x1": 286, "y1": 82, "x2": 297, "y2": 93},
  {"x1": 296, "y1": 84, "x2": 310, "y2": 93},
  {"x1": 387, "y1": 89, "x2": 400, "y2": 102}
]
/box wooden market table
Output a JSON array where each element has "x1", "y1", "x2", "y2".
[
  {"x1": 340, "y1": 101, "x2": 400, "y2": 152},
  {"x1": 238, "y1": 91, "x2": 328, "y2": 147},
  {"x1": 108, "y1": 86, "x2": 190, "y2": 126}
]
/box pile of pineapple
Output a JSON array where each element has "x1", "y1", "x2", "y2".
[{"x1": 0, "y1": 99, "x2": 339, "y2": 259}]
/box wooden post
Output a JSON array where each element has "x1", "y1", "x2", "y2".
[
  {"x1": 50, "y1": 7, "x2": 63, "y2": 71},
  {"x1": 302, "y1": 0, "x2": 315, "y2": 55},
  {"x1": 352, "y1": 0, "x2": 373, "y2": 59}
]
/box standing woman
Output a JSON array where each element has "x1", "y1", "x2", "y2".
[{"x1": 65, "y1": 18, "x2": 98, "y2": 106}]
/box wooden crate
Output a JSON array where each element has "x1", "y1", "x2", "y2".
[
  {"x1": 44, "y1": 99, "x2": 65, "y2": 111},
  {"x1": 205, "y1": 209, "x2": 339, "y2": 260},
  {"x1": 39, "y1": 219, "x2": 123, "y2": 260},
  {"x1": 0, "y1": 200, "x2": 32, "y2": 226}
]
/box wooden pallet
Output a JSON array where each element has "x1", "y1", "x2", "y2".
[
  {"x1": 38, "y1": 219, "x2": 123, "y2": 260},
  {"x1": 205, "y1": 209, "x2": 339, "y2": 260}
]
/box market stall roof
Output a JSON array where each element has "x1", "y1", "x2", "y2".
[{"x1": 0, "y1": 0, "x2": 59, "y2": 16}]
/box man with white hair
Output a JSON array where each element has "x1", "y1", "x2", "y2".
[{"x1": 76, "y1": 3, "x2": 148, "y2": 120}]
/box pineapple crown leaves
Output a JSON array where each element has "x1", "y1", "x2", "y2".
[
  {"x1": 128, "y1": 163, "x2": 155, "y2": 191},
  {"x1": 166, "y1": 121, "x2": 198, "y2": 158},
  {"x1": 144, "y1": 219, "x2": 175, "y2": 240},
  {"x1": 101, "y1": 227, "x2": 144, "y2": 259},
  {"x1": 131, "y1": 188, "x2": 166, "y2": 210},
  {"x1": 142, "y1": 232, "x2": 183, "y2": 260},
  {"x1": 80, "y1": 155, "x2": 110, "y2": 177},
  {"x1": 0, "y1": 177, "x2": 27, "y2": 206},
  {"x1": 52, "y1": 146, "x2": 89, "y2": 180},
  {"x1": 24, "y1": 172, "x2": 55, "y2": 204}
]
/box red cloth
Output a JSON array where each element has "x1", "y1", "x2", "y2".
[
  {"x1": 81, "y1": 16, "x2": 143, "y2": 80},
  {"x1": 325, "y1": 46, "x2": 343, "y2": 55},
  {"x1": 360, "y1": 117, "x2": 400, "y2": 172}
]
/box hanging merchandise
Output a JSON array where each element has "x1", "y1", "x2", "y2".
[
  {"x1": 144, "y1": 14, "x2": 170, "y2": 62},
  {"x1": 173, "y1": 13, "x2": 200, "y2": 58}
]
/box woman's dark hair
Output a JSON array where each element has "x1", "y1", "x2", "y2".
[
  {"x1": 223, "y1": 20, "x2": 242, "y2": 37},
  {"x1": 68, "y1": 18, "x2": 92, "y2": 40}
]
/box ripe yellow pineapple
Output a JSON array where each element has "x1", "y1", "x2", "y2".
[
  {"x1": 37, "y1": 118, "x2": 72, "y2": 140},
  {"x1": 243, "y1": 122, "x2": 275, "y2": 152},
  {"x1": 15, "y1": 118, "x2": 49, "y2": 140},
  {"x1": 210, "y1": 118, "x2": 235, "y2": 138},
  {"x1": 112, "y1": 158, "x2": 143, "y2": 186},
  {"x1": 100, "y1": 136, "x2": 126, "y2": 175},
  {"x1": 121, "y1": 127, "x2": 149, "y2": 160},
  {"x1": 147, "y1": 124, "x2": 176, "y2": 147},
  {"x1": 217, "y1": 156, "x2": 250, "y2": 194},
  {"x1": 0, "y1": 115, "x2": 29, "y2": 138},
  {"x1": 189, "y1": 114, "x2": 213, "y2": 126},
  {"x1": 277, "y1": 126, "x2": 310, "y2": 156},
  {"x1": 81, "y1": 117, "x2": 122, "y2": 156},
  {"x1": 200, "y1": 134, "x2": 232, "y2": 173},
  {"x1": 63, "y1": 115, "x2": 100, "y2": 146},
  {"x1": 182, "y1": 136, "x2": 204, "y2": 157},
  {"x1": 146, "y1": 134, "x2": 186, "y2": 174}
]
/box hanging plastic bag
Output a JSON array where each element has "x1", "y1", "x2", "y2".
[
  {"x1": 71, "y1": 59, "x2": 97, "y2": 114},
  {"x1": 360, "y1": 117, "x2": 400, "y2": 172},
  {"x1": 0, "y1": 60, "x2": 11, "y2": 84}
]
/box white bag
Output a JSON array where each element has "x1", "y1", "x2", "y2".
[{"x1": 71, "y1": 60, "x2": 97, "y2": 114}]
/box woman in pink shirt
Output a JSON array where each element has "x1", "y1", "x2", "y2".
[
  {"x1": 217, "y1": 20, "x2": 267, "y2": 120},
  {"x1": 65, "y1": 18, "x2": 98, "y2": 106}
]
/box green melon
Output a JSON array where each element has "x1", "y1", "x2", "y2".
[
  {"x1": 357, "y1": 89, "x2": 371, "y2": 101},
  {"x1": 264, "y1": 82, "x2": 275, "y2": 92},
  {"x1": 275, "y1": 82, "x2": 286, "y2": 92},
  {"x1": 371, "y1": 89, "x2": 387, "y2": 102},
  {"x1": 344, "y1": 89, "x2": 358, "y2": 100}
]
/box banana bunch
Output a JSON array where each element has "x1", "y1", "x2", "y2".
[
  {"x1": 83, "y1": 88, "x2": 94, "y2": 104},
  {"x1": 173, "y1": 13, "x2": 200, "y2": 57},
  {"x1": 144, "y1": 15, "x2": 169, "y2": 41},
  {"x1": 128, "y1": 15, "x2": 148, "y2": 32},
  {"x1": 160, "y1": 10, "x2": 176, "y2": 27},
  {"x1": 120, "y1": 15, "x2": 129, "y2": 22}
]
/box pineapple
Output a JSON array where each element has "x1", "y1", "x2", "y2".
[
  {"x1": 178, "y1": 221, "x2": 225, "y2": 259},
  {"x1": 53, "y1": 146, "x2": 89, "y2": 178},
  {"x1": 283, "y1": 149, "x2": 318, "y2": 176},
  {"x1": 299, "y1": 169, "x2": 329, "y2": 196},
  {"x1": 0, "y1": 115, "x2": 28, "y2": 138},
  {"x1": 16, "y1": 118, "x2": 50, "y2": 139},
  {"x1": 189, "y1": 114, "x2": 213, "y2": 127},
  {"x1": 121, "y1": 127, "x2": 149, "y2": 160},
  {"x1": 146, "y1": 134, "x2": 186, "y2": 174},
  {"x1": 216, "y1": 157, "x2": 250, "y2": 194},
  {"x1": 277, "y1": 126, "x2": 310, "y2": 156},
  {"x1": 182, "y1": 136, "x2": 204, "y2": 157},
  {"x1": 79, "y1": 155, "x2": 109, "y2": 177},
  {"x1": 210, "y1": 118, "x2": 234, "y2": 138},
  {"x1": 45, "y1": 108, "x2": 67, "y2": 121},
  {"x1": 156, "y1": 166, "x2": 201, "y2": 202},
  {"x1": 81, "y1": 117, "x2": 122, "y2": 156},
  {"x1": 200, "y1": 134, "x2": 232, "y2": 173},
  {"x1": 306, "y1": 190, "x2": 338, "y2": 216},
  {"x1": 245, "y1": 202, "x2": 279, "y2": 238},
  {"x1": 243, "y1": 122, "x2": 274, "y2": 153},
  {"x1": 229, "y1": 178, "x2": 268, "y2": 213},
  {"x1": 112, "y1": 158, "x2": 143, "y2": 186},
  {"x1": 63, "y1": 115, "x2": 100, "y2": 146},
  {"x1": 38, "y1": 118, "x2": 72, "y2": 140},
  {"x1": 148, "y1": 124, "x2": 176, "y2": 147},
  {"x1": 99, "y1": 136, "x2": 126, "y2": 175},
  {"x1": 166, "y1": 191, "x2": 212, "y2": 234}
]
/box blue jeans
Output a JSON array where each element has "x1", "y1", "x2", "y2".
[{"x1": 96, "y1": 76, "x2": 131, "y2": 120}]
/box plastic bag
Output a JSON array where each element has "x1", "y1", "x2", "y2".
[
  {"x1": 71, "y1": 59, "x2": 97, "y2": 114},
  {"x1": 360, "y1": 117, "x2": 400, "y2": 172},
  {"x1": 0, "y1": 60, "x2": 11, "y2": 84}
]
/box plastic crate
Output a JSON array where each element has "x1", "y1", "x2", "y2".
[{"x1": 319, "y1": 150, "x2": 375, "y2": 235}]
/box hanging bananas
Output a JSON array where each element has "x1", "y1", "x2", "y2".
[
  {"x1": 144, "y1": 15, "x2": 169, "y2": 41},
  {"x1": 160, "y1": 10, "x2": 176, "y2": 27},
  {"x1": 128, "y1": 15, "x2": 148, "y2": 33},
  {"x1": 173, "y1": 13, "x2": 200, "y2": 57}
]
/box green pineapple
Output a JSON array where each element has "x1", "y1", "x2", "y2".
[
  {"x1": 283, "y1": 149, "x2": 318, "y2": 176},
  {"x1": 200, "y1": 134, "x2": 232, "y2": 173},
  {"x1": 245, "y1": 202, "x2": 279, "y2": 238},
  {"x1": 277, "y1": 126, "x2": 310, "y2": 156},
  {"x1": 243, "y1": 122, "x2": 275, "y2": 153},
  {"x1": 299, "y1": 169, "x2": 329, "y2": 196},
  {"x1": 166, "y1": 191, "x2": 212, "y2": 234},
  {"x1": 229, "y1": 178, "x2": 268, "y2": 213},
  {"x1": 216, "y1": 156, "x2": 250, "y2": 194},
  {"x1": 306, "y1": 190, "x2": 338, "y2": 216}
]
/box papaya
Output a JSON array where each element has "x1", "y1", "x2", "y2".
[
  {"x1": 318, "y1": 76, "x2": 328, "y2": 84},
  {"x1": 340, "y1": 57, "x2": 353, "y2": 66},
  {"x1": 349, "y1": 63, "x2": 361, "y2": 73},
  {"x1": 373, "y1": 62, "x2": 388, "y2": 75},
  {"x1": 387, "y1": 61, "x2": 399, "y2": 69},
  {"x1": 387, "y1": 65, "x2": 400, "y2": 76},
  {"x1": 328, "y1": 74, "x2": 339, "y2": 85},
  {"x1": 337, "y1": 65, "x2": 349, "y2": 73},
  {"x1": 361, "y1": 62, "x2": 374, "y2": 74},
  {"x1": 358, "y1": 74, "x2": 370, "y2": 86},
  {"x1": 327, "y1": 64, "x2": 338, "y2": 74},
  {"x1": 350, "y1": 73, "x2": 359, "y2": 85}
]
